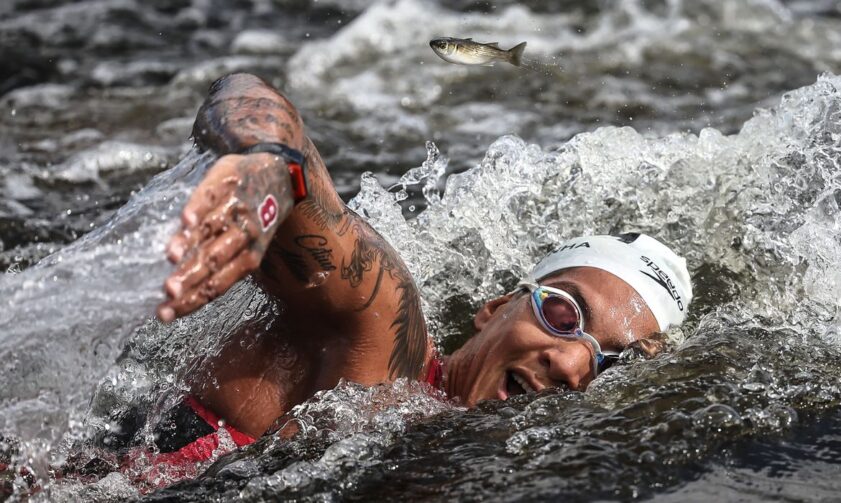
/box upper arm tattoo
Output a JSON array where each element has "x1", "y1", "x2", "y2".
[
  {"x1": 284, "y1": 153, "x2": 428, "y2": 379},
  {"x1": 338, "y1": 217, "x2": 427, "y2": 380},
  {"x1": 389, "y1": 275, "x2": 427, "y2": 380}
]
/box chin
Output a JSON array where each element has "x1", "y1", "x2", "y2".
[{"x1": 463, "y1": 372, "x2": 507, "y2": 407}]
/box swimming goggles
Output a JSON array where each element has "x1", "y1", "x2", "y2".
[{"x1": 517, "y1": 281, "x2": 620, "y2": 376}]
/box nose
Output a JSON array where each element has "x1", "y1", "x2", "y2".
[{"x1": 537, "y1": 340, "x2": 595, "y2": 390}]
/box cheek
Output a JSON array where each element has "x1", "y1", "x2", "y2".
[
  {"x1": 480, "y1": 317, "x2": 546, "y2": 362},
  {"x1": 483, "y1": 307, "x2": 532, "y2": 347},
  {"x1": 459, "y1": 310, "x2": 524, "y2": 367},
  {"x1": 465, "y1": 324, "x2": 508, "y2": 362}
]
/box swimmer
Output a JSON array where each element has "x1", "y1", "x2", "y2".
[{"x1": 149, "y1": 73, "x2": 692, "y2": 461}]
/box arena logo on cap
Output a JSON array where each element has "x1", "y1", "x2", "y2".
[
  {"x1": 639, "y1": 256, "x2": 684, "y2": 311},
  {"x1": 554, "y1": 241, "x2": 590, "y2": 252}
]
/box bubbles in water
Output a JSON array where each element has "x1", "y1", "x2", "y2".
[{"x1": 3, "y1": 0, "x2": 841, "y2": 500}]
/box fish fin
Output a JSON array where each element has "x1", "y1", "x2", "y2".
[{"x1": 508, "y1": 41, "x2": 527, "y2": 67}]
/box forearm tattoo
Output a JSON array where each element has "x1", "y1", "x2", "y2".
[
  {"x1": 294, "y1": 235, "x2": 337, "y2": 272},
  {"x1": 232, "y1": 160, "x2": 286, "y2": 257},
  {"x1": 295, "y1": 141, "x2": 346, "y2": 230}
]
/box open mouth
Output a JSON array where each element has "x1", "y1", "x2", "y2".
[{"x1": 505, "y1": 370, "x2": 536, "y2": 397}]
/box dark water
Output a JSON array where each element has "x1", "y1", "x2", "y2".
[{"x1": 2, "y1": 0, "x2": 841, "y2": 501}]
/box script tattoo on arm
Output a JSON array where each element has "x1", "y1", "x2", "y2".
[
  {"x1": 297, "y1": 136, "x2": 426, "y2": 378},
  {"x1": 276, "y1": 249, "x2": 310, "y2": 283},
  {"x1": 294, "y1": 235, "x2": 337, "y2": 272},
  {"x1": 283, "y1": 168, "x2": 427, "y2": 379}
]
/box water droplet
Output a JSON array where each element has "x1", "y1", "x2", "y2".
[
  {"x1": 306, "y1": 271, "x2": 330, "y2": 288},
  {"x1": 741, "y1": 382, "x2": 766, "y2": 392}
]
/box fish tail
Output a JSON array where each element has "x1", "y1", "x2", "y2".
[{"x1": 508, "y1": 42, "x2": 527, "y2": 66}]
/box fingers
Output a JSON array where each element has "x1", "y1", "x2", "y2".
[
  {"x1": 180, "y1": 156, "x2": 243, "y2": 228},
  {"x1": 158, "y1": 152, "x2": 289, "y2": 323},
  {"x1": 158, "y1": 249, "x2": 261, "y2": 322},
  {"x1": 166, "y1": 199, "x2": 245, "y2": 263},
  {"x1": 166, "y1": 229, "x2": 197, "y2": 265},
  {"x1": 164, "y1": 226, "x2": 251, "y2": 299},
  {"x1": 206, "y1": 225, "x2": 252, "y2": 273}
]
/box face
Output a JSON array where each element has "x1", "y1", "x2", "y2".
[{"x1": 445, "y1": 267, "x2": 660, "y2": 406}]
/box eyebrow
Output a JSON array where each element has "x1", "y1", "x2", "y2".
[{"x1": 539, "y1": 279, "x2": 592, "y2": 327}]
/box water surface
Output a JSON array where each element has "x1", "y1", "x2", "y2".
[{"x1": 2, "y1": 0, "x2": 841, "y2": 501}]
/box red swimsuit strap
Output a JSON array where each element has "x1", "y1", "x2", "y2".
[
  {"x1": 184, "y1": 396, "x2": 255, "y2": 447},
  {"x1": 424, "y1": 352, "x2": 444, "y2": 390}
]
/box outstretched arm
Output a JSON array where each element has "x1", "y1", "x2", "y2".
[{"x1": 158, "y1": 73, "x2": 429, "y2": 381}]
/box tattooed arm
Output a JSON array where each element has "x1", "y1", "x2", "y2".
[{"x1": 158, "y1": 73, "x2": 429, "y2": 382}]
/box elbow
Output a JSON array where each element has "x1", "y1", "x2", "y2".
[{"x1": 192, "y1": 73, "x2": 304, "y2": 154}]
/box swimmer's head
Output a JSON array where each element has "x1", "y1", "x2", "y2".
[{"x1": 444, "y1": 233, "x2": 692, "y2": 406}]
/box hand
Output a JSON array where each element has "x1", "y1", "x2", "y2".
[{"x1": 157, "y1": 153, "x2": 294, "y2": 322}]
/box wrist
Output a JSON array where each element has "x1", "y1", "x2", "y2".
[{"x1": 239, "y1": 142, "x2": 308, "y2": 204}]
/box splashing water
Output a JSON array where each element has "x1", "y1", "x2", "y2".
[
  {"x1": 0, "y1": 151, "x2": 209, "y2": 476},
  {"x1": 45, "y1": 73, "x2": 839, "y2": 501},
  {"x1": 162, "y1": 75, "x2": 841, "y2": 501},
  {"x1": 3, "y1": 73, "x2": 841, "y2": 500},
  {"x1": 2, "y1": 0, "x2": 841, "y2": 500}
]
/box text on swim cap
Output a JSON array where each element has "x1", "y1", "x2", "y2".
[
  {"x1": 639, "y1": 256, "x2": 684, "y2": 311},
  {"x1": 555, "y1": 241, "x2": 590, "y2": 252}
]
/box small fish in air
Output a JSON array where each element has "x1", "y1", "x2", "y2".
[{"x1": 429, "y1": 37, "x2": 527, "y2": 67}]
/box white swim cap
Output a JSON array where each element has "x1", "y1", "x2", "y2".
[{"x1": 526, "y1": 234, "x2": 692, "y2": 331}]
